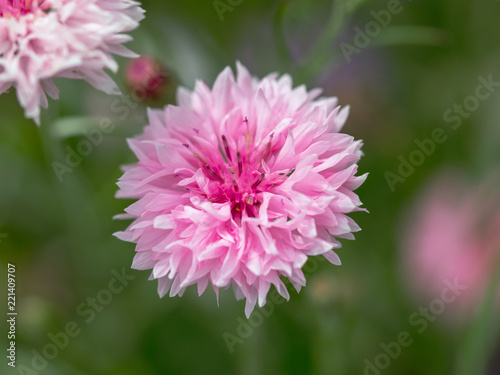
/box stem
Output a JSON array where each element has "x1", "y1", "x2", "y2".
[{"x1": 295, "y1": 0, "x2": 347, "y2": 83}]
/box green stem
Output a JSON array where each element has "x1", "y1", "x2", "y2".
[{"x1": 296, "y1": 0, "x2": 347, "y2": 83}]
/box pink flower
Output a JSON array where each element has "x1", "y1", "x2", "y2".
[
  {"x1": 115, "y1": 63, "x2": 366, "y2": 317},
  {"x1": 0, "y1": 0, "x2": 145, "y2": 124},
  {"x1": 402, "y1": 171, "x2": 500, "y2": 319}
]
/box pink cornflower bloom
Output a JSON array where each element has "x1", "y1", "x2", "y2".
[
  {"x1": 115, "y1": 63, "x2": 366, "y2": 317},
  {"x1": 402, "y1": 171, "x2": 500, "y2": 319},
  {"x1": 0, "y1": 0, "x2": 145, "y2": 124}
]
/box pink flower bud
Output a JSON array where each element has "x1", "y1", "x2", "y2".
[{"x1": 125, "y1": 56, "x2": 169, "y2": 100}]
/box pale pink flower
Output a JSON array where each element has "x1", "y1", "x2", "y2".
[
  {"x1": 0, "y1": 0, "x2": 145, "y2": 124},
  {"x1": 402, "y1": 171, "x2": 500, "y2": 319},
  {"x1": 115, "y1": 63, "x2": 366, "y2": 317}
]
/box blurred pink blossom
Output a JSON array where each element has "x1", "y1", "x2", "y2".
[
  {"x1": 0, "y1": 0, "x2": 145, "y2": 124},
  {"x1": 115, "y1": 62, "x2": 367, "y2": 317},
  {"x1": 402, "y1": 171, "x2": 500, "y2": 318}
]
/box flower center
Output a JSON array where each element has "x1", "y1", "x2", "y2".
[
  {"x1": 180, "y1": 122, "x2": 293, "y2": 224},
  {"x1": 0, "y1": 0, "x2": 47, "y2": 18}
]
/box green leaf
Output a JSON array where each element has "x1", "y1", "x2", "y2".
[
  {"x1": 50, "y1": 116, "x2": 102, "y2": 139},
  {"x1": 374, "y1": 26, "x2": 451, "y2": 47}
]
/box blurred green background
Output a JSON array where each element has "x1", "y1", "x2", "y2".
[{"x1": 1, "y1": 0, "x2": 500, "y2": 374}]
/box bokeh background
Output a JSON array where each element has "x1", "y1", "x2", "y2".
[{"x1": 1, "y1": 0, "x2": 500, "y2": 374}]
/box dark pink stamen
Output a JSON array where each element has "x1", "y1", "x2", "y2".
[
  {"x1": 251, "y1": 173, "x2": 265, "y2": 190},
  {"x1": 221, "y1": 135, "x2": 232, "y2": 162},
  {"x1": 263, "y1": 133, "x2": 274, "y2": 159},
  {"x1": 237, "y1": 151, "x2": 242, "y2": 176},
  {"x1": 204, "y1": 165, "x2": 224, "y2": 184}
]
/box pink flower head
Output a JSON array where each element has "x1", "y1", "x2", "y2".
[
  {"x1": 0, "y1": 0, "x2": 145, "y2": 124},
  {"x1": 402, "y1": 171, "x2": 500, "y2": 319},
  {"x1": 115, "y1": 63, "x2": 367, "y2": 317}
]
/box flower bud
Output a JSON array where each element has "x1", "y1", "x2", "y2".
[{"x1": 125, "y1": 56, "x2": 169, "y2": 100}]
